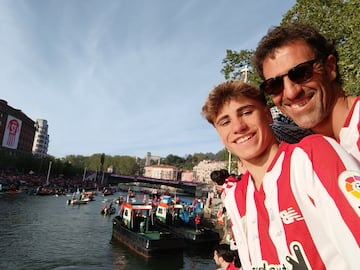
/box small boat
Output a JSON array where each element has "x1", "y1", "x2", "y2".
[
  {"x1": 66, "y1": 199, "x2": 88, "y2": 205},
  {"x1": 101, "y1": 206, "x2": 116, "y2": 215},
  {"x1": 114, "y1": 196, "x2": 125, "y2": 205},
  {"x1": 102, "y1": 188, "x2": 114, "y2": 196},
  {"x1": 155, "y1": 202, "x2": 220, "y2": 245},
  {"x1": 112, "y1": 203, "x2": 185, "y2": 258},
  {"x1": 101, "y1": 203, "x2": 116, "y2": 215}
]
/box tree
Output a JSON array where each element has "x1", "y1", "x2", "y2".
[
  {"x1": 221, "y1": 0, "x2": 360, "y2": 95},
  {"x1": 162, "y1": 154, "x2": 185, "y2": 168},
  {"x1": 282, "y1": 0, "x2": 359, "y2": 95},
  {"x1": 221, "y1": 49, "x2": 263, "y2": 87}
]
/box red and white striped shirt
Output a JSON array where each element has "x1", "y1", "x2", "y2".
[
  {"x1": 224, "y1": 135, "x2": 360, "y2": 270},
  {"x1": 339, "y1": 96, "x2": 360, "y2": 162}
]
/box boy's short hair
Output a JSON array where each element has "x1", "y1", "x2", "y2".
[{"x1": 202, "y1": 80, "x2": 267, "y2": 125}]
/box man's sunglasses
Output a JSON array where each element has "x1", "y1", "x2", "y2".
[{"x1": 260, "y1": 59, "x2": 319, "y2": 96}]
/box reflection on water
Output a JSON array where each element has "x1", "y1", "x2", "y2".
[{"x1": 0, "y1": 193, "x2": 214, "y2": 270}]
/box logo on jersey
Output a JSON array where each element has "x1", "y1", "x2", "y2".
[
  {"x1": 252, "y1": 242, "x2": 311, "y2": 270},
  {"x1": 338, "y1": 171, "x2": 360, "y2": 217},
  {"x1": 280, "y1": 207, "x2": 304, "y2": 224}
]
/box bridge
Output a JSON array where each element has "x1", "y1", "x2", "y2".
[{"x1": 105, "y1": 173, "x2": 205, "y2": 196}]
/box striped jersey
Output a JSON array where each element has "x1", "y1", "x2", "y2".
[
  {"x1": 224, "y1": 135, "x2": 360, "y2": 270},
  {"x1": 339, "y1": 96, "x2": 360, "y2": 162}
]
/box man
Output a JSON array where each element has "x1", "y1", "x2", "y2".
[
  {"x1": 213, "y1": 243, "x2": 241, "y2": 270},
  {"x1": 202, "y1": 80, "x2": 360, "y2": 269},
  {"x1": 253, "y1": 23, "x2": 360, "y2": 160}
]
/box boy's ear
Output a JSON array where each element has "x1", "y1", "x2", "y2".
[{"x1": 265, "y1": 108, "x2": 273, "y2": 124}]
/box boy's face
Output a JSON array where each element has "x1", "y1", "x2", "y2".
[
  {"x1": 213, "y1": 250, "x2": 222, "y2": 267},
  {"x1": 214, "y1": 97, "x2": 274, "y2": 162},
  {"x1": 261, "y1": 40, "x2": 337, "y2": 129}
]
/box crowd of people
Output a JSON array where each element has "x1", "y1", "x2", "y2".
[
  {"x1": 0, "y1": 169, "x2": 98, "y2": 194},
  {"x1": 205, "y1": 23, "x2": 359, "y2": 270}
]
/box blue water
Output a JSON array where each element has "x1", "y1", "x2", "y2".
[{"x1": 0, "y1": 192, "x2": 215, "y2": 270}]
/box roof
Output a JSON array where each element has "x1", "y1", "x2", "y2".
[{"x1": 124, "y1": 203, "x2": 152, "y2": 210}]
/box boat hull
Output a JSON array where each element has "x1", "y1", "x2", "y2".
[
  {"x1": 155, "y1": 221, "x2": 220, "y2": 245},
  {"x1": 67, "y1": 199, "x2": 88, "y2": 205},
  {"x1": 112, "y1": 216, "x2": 184, "y2": 258}
]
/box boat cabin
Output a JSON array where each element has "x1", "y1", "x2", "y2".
[
  {"x1": 122, "y1": 203, "x2": 153, "y2": 232},
  {"x1": 155, "y1": 203, "x2": 183, "y2": 225}
]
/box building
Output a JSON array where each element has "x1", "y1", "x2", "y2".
[
  {"x1": 0, "y1": 99, "x2": 35, "y2": 154},
  {"x1": 180, "y1": 170, "x2": 194, "y2": 182},
  {"x1": 145, "y1": 152, "x2": 161, "y2": 166},
  {"x1": 143, "y1": 164, "x2": 178, "y2": 181},
  {"x1": 192, "y1": 160, "x2": 227, "y2": 183},
  {"x1": 32, "y1": 119, "x2": 50, "y2": 157}
]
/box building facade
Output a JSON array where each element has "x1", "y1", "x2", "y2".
[
  {"x1": 0, "y1": 99, "x2": 35, "y2": 154},
  {"x1": 32, "y1": 119, "x2": 50, "y2": 157},
  {"x1": 180, "y1": 169, "x2": 194, "y2": 182},
  {"x1": 143, "y1": 164, "x2": 179, "y2": 181}
]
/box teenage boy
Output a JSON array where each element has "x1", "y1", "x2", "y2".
[{"x1": 202, "y1": 80, "x2": 360, "y2": 270}]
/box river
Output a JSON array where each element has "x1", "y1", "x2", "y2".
[{"x1": 0, "y1": 192, "x2": 216, "y2": 270}]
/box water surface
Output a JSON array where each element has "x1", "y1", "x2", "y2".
[{"x1": 0, "y1": 193, "x2": 215, "y2": 270}]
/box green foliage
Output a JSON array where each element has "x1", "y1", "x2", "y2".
[
  {"x1": 63, "y1": 154, "x2": 139, "y2": 175},
  {"x1": 161, "y1": 152, "x2": 224, "y2": 170},
  {"x1": 0, "y1": 148, "x2": 82, "y2": 177},
  {"x1": 162, "y1": 154, "x2": 186, "y2": 167},
  {"x1": 0, "y1": 148, "x2": 228, "y2": 177},
  {"x1": 221, "y1": 0, "x2": 360, "y2": 95},
  {"x1": 282, "y1": 0, "x2": 360, "y2": 95},
  {"x1": 221, "y1": 49, "x2": 262, "y2": 86}
]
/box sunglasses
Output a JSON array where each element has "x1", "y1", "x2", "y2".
[{"x1": 260, "y1": 59, "x2": 319, "y2": 96}]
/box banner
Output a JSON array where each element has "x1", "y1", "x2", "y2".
[{"x1": 2, "y1": 115, "x2": 22, "y2": 149}]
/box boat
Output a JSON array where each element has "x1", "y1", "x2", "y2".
[
  {"x1": 112, "y1": 203, "x2": 185, "y2": 258},
  {"x1": 102, "y1": 187, "x2": 114, "y2": 196},
  {"x1": 101, "y1": 206, "x2": 116, "y2": 215},
  {"x1": 101, "y1": 201, "x2": 116, "y2": 215},
  {"x1": 155, "y1": 202, "x2": 220, "y2": 245},
  {"x1": 66, "y1": 190, "x2": 91, "y2": 205},
  {"x1": 66, "y1": 198, "x2": 89, "y2": 205}
]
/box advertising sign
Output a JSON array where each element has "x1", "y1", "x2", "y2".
[{"x1": 2, "y1": 115, "x2": 22, "y2": 149}]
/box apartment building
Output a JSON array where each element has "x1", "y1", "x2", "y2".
[
  {"x1": 143, "y1": 164, "x2": 179, "y2": 181},
  {"x1": 0, "y1": 99, "x2": 35, "y2": 154},
  {"x1": 32, "y1": 119, "x2": 50, "y2": 157}
]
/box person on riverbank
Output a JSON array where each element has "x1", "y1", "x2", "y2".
[
  {"x1": 213, "y1": 243, "x2": 241, "y2": 270},
  {"x1": 201, "y1": 80, "x2": 360, "y2": 269},
  {"x1": 253, "y1": 22, "x2": 360, "y2": 161},
  {"x1": 210, "y1": 169, "x2": 240, "y2": 246},
  {"x1": 195, "y1": 214, "x2": 201, "y2": 232}
]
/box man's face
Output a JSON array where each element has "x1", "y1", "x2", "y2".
[
  {"x1": 213, "y1": 250, "x2": 222, "y2": 267},
  {"x1": 262, "y1": 40, "x2": 337, "y2": 129},
  {"x1": 214, "y1": 97, "x2": 274, "y2": 162}
]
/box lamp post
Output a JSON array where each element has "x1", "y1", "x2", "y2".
[
  {"x1": 228, "y1": 150, "x2": 232, "y2": 173},
  {"x1": 46, "y1": 161, "x2": 52, "y2": 186}
]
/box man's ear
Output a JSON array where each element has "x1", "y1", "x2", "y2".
[{"x1": 324, "y1": 54, "x2": 338, "y2": 81}]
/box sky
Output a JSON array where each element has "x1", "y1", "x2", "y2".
[{"x1": 0, "y1": 0, "x2": 295, "y2": 159}]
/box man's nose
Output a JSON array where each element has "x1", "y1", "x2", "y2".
[{"x1": 282, "y1": 76, "x2": 303, "y2": 100}]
